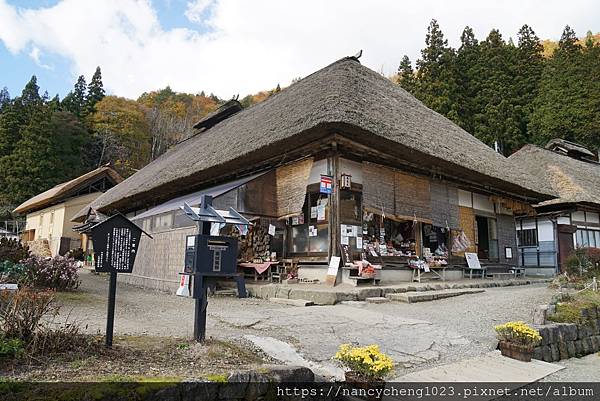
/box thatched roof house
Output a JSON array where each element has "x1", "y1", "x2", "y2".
[
  {"x1": 15, "y1": 165, "x2": 122, "y2": 215},
  {"x1": 509, "y1": 142, "x2": 600, "y2": 274},
  {"x1": 15, "y1": 165, "x2": 122, "y2": 257},
  {"x1": 74, "y1": 57, "x2": 548, "y2": 221},
  {"x1": 509, "y1": 144, "x2": 600, "y2": 210},
  {"x1": 75, "y1": 57, "x2": 557, "y2": 291}
]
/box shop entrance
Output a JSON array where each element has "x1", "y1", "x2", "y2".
[{"x1": 476, "y1": 215, "x2": 499, "y2": 261}]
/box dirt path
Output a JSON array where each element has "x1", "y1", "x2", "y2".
[{"x1": 58, "y1": 269, "x2": 559, "y2": 379}]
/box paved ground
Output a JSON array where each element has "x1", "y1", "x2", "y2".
[{"x1": 56, "y1": 269, "x2": 598, "y2": 380}]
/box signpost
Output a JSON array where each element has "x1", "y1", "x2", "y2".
[
  {"x1": 89, "y1": 214, "x2": 151, "y2": 347},
  {"x1": 180, "y1": 195, "x2": 251, "y2": 342}
]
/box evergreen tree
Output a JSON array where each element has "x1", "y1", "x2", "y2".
[
  {"x1": 454, "y1": 26, "x2": 480, "y2": 134},
  {"x1": 529, "y1": 26, "x2": 597, "y2": 148},
  {"x1": 414, "y1": 19, "x2": 460, "y2": 122},
  {"x1": 20, "y1": 76, "x2": 43, "y2": 119},
  {"x1": 62, "y1": 75, "x2": 87, "y2": 117},
  {"x1": 397, "y1": 55, "x2": 417, "y2": 94},
  {"x1": 0, "y1": 87, "x2": 9, "y2": 111},
  {"x1": 86, "y1": 66, "x2": 105, "y2": 114}
]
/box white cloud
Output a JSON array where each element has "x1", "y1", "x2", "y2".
[
  {"x1": 28, "y1": 46, "x2": 53, "y2": 70},
  {"x1": 185, "y1": 0, "x2": 214, "y2": 24},
  {"x1": 0, "y1": 0, "x2": 598, "y2": 99}
]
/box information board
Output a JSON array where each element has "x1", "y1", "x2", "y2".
[{"x1": 90, "y1": 214, "x2": 144, "y2": 273}]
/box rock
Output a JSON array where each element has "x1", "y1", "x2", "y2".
[
  {"x1": 558, "y1": 341, "x2": 569, "y2": 360},
  {"x1": 275, "y1": 287, "x2": 291, "y2": 299},
  {"x1": 542, "y1": 345, "x2": 552, "y2": 362},
  {"x1": 269, "y1": 298, "x2": 314, "y2": 307},
  {"x1": 538, "y1": 327, "x2": 551, "y2": 346},
  {"x1": 566, "y1": 341, "x2": 576, "y2": 358},
  {"x1": 563, "y1": 324, "x2": 578, "y2": 341},
  {"x1": 550, "y1": 344, "x2": 560, "y2": 362},
  {"x1": 532, "y1": 346, "x2": 543, "y2": 360},
  {"x1": 365, "y1": 297, "x2": 389, "y2": 304},
  {"x1": 340, "y1": 300, "x2": 367, "y2": 307},
  {"x1": 357, "y1": 288, "x2": 382, "y2": 300},
  {"x1": 581, "y1": 338, "x2": 592, "y2": 355},
  {"x1": 182, "y1": 382, "x2": 218, "y2": 401},
  {"x1": 263, "y1": 365, "x2": 314, "y2": 383},
  {"x1": 574, "y1": 340, "x2": 584, "y2": 356},
  {"x1": 533, "y1": 305, "x2": 550, "y2": 325},
  {"x1": 289, "y1": 289, "x2": 337, "y2": 305},
  {"x1": 590, "y1": 336, "x2": 600, "y2": 353},
  {"x1": 244, "y1": 371, "x2": 271, "y2": 401},
  {"x1": 220, "y1": 371, "x2": 251, "y2": 399}
]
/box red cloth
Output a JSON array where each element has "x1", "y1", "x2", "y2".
[{"x1": 238, "y1": 262, "x2": 278, "y2": 274}]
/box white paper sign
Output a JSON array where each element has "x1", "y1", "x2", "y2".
[
  {"x1": 465, "y1": 252, "x2": 482, "y2": 270},
  {"x1": 341, "y1": 236, "x2": 349, "y2": 245},
  {"x1": 356, "y1": 236, "x2": 363, "y2": 249},
  {"x1": 268, "y1": 224, "x2": 276, "y2": 236},
  {"x1": 327, "y1": 256, "x2": 341, "y2": 276},
  {"x1": 310, "y1": 207, "x2": 317, "y2": 219},
  {"x1": 317, "y1": 205, "x2": 326, "y2": 221},
  {"x1": 309, "y1": 225, "x2": 317, "y2": 237}
]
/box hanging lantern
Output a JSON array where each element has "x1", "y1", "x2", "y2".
[{"x1": 340, "y1": 173, "x2": 352, "y2": 189}]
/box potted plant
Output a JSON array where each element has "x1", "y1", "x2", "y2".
[
  {"x1": 495, "y1": 321, "x2": 542, "y2": 362},
  {"x1": 334, "y1": 344, "x2": 393, "y2": 399}
]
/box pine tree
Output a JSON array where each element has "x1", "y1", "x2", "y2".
[
  {"x1": 454, "y1": 26, "x2": 480, "y2": 134},
  {"x1": 62, "y1": 75, "x2": 87, "y2": 117},
  {"x1": 86, "y1": 66, "x2": 105, "y2": 114},
  {"x1": 20, "y1": 76, "x2": 42, "y2": 119},
  {"x1": 529, "y1": 26, "x2": 593, "y2": 147},
  {"x1": 414, "y1": 19, "x2": 460, "y2": 122},
  {"x1": 397, "y1": 55, "x2": 417, "y2": 94},
  {"x1": 0, "y1": 87, "x2": 9, "y2": 111}
]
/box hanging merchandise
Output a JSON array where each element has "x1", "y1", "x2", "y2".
[{"x1": 451, "y1": 230, "x2": 472, "y2": 253}]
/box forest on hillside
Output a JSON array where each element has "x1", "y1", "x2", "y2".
[
  {"x1": 396, "y1": 21, "x2": 600, "y2": 155},
  {"x1": 0, "y1": 21, "x2": 598, "y2": 219}
]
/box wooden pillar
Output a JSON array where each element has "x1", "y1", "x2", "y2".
[{"x1": 328, "y1": 148, "x2": 341, "y2": 259}]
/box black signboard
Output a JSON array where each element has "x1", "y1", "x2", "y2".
[
  {"x1": 88, "y1": 213, "x2": 150, "y2": 348},
  {"x1": 90, "y1": 214, "x2": 144, "y2": 274}
]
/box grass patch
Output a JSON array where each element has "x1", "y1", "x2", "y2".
[
  {"x1": 205, "y1": 373, "x2": 228, "y2": 383},
  {"x1": 548, "y1": 290, "x2": 600, "y2": 324}
]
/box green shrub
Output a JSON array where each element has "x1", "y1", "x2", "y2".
[
  {"x1": 0, "y1": 336, "x2": 24, "y2": 359},
  {"x1": 0, "y1": 238, "x2": 29, "y2": 264},
  {"x1": 548, "y1": 290, "x2": 600, "y2": 324},
  {"x1": 0, "y1": 260, "x2": 26, "y2": 283}
]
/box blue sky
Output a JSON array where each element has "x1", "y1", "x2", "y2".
[{"x1": 1, "y1": 0, "x2": 599, "y2": 100}]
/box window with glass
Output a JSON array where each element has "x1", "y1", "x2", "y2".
[
  {"x1": 288, "y1": 193, "x2": 329, "y2": 255},
  {"x1": 576, "y1": 229, "x2": 600, "y2": 248},
  {"x1": 518, "y1": 228, "x2": 538, "y2": 246},
  {"x1": 340, "y1": 190, "x2": 362, "y2": 252}
]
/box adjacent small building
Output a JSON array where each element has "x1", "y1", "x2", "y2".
[
  {"x1": 509, "y1": 139, "x2": 600, "y2": 276},
  {"x1": 14, "y1": 165, "x2": 122, "y2": 256},
  {"x1": 73, "y1": 57, "x2": 552, "y2": 291}
]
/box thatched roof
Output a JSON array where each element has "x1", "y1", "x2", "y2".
[
  {"x1": 75, "y1": 57, "x2": 553, "y2": 220},
  {"x1": 193, "y1": 99, "x2": 243, "y2": 131},
  {"x1": 545, "y1": 138, "x2": 597, "y2": 162},
  {"x1": 509, "y1": 144, "x2": 600, "y2": 208},
  {"x1": 14, "y1": 165, "x2": 123, "y2": 215}
]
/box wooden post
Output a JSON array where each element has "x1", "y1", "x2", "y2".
[{"x1": 105, "y1": 271, "x2": 117, "y2": 347}]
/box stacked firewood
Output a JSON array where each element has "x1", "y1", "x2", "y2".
[{"x1": 236, "y1": 224, "x2": 271, "y2": 262}]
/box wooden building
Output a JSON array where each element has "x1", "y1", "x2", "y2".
[
  {"x1": 14, "y1": 165, "x2": 122, "y2": 256},
  {"x1": 509, "y1": 139, "x2": 600, "y2": 276},
  {"x1": 73, "y1": 57, "x2": 551, "y2": 291}
]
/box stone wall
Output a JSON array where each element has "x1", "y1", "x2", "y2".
[{"x1": 533, "y1": 308, "x2": 600, "y2": 362}]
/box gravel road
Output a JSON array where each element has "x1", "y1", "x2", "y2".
[{"x1": 57, "y1": 269, "x2": 596, "y2": 380}]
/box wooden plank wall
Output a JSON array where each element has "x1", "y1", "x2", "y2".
[{"x1": 119, "y1": 226, "x2": 196, "y2": 292}]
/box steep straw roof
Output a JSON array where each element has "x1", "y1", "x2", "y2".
[
  {"x1": 14, "y1": 165, "x2": 122, "y2": 215},
  {"x1": 509, "y1": 144, "x2": 600, "y2": 208},
  {"x1": 75, "y1": 57, "x2": 552, "y2": 220}
]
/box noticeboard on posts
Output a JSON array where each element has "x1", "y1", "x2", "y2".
[{"x1": 90, "y1": 214, "x2": 145, "y2": 274}]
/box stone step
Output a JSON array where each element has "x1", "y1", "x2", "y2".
[
  {"x1": 386, "y1": 288, "x2": 485, "y2": 303},
  {"x1": 365, "y1": 297, "x2": 390, "y2": 304},
  {"x1": 269, "y1": 297, "x2": 315, "y2": 307}
]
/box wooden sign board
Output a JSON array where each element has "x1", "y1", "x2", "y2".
[{"x1": 326, "y1": 256, "x2": 341, "y2": 286}]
